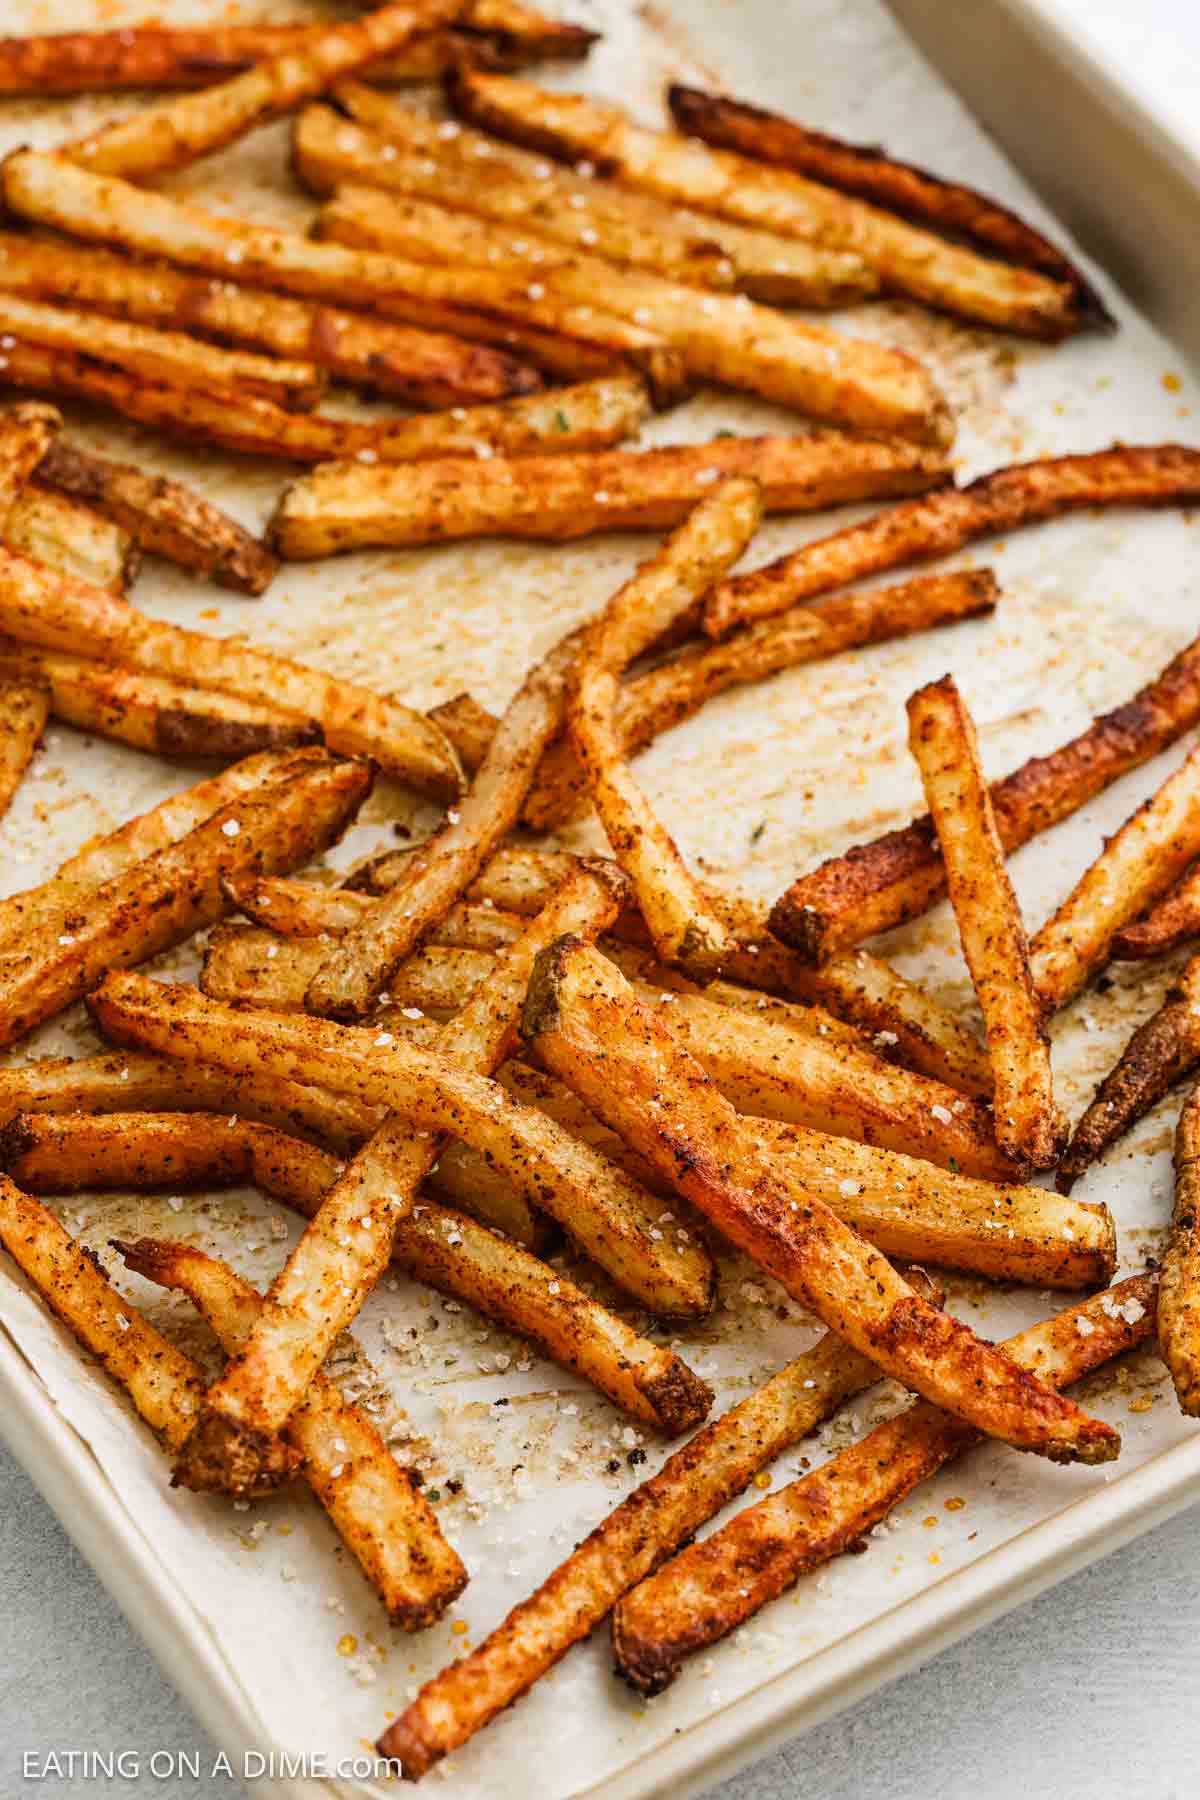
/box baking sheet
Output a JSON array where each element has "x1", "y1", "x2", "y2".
[{"x1": 1, "y1": 2, "x2": 1200, "y2": 1796}]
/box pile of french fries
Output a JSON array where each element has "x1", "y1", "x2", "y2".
[{"x1": 0, "y1": 0, "x2": 1196, "y2": 1782}]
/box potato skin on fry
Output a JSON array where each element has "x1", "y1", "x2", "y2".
[{"x1": 1162, "y1": 1085, "x2": 1200, "y2": 1414}]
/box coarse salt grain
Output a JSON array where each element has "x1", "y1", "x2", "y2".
[
  {"x1": 930, "y1": 1104, "x2": 952, "y2": 1123},
  {"x1": 221, "y1": 820, "x2": 240, "y2": 838}
]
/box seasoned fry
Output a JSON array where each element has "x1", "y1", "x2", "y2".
[
  {"x1": 612, "y1": 1275, "x2": 1157, "y2": 1692},
  {"x1": 1030, "y1": 744, "x2": 1200, "y2": 1009},
  {"x1": 1113, "y1": 861, "x2": 1200, "y2": 960},
  {"x1": 65, "y1": 1, "x2": 463, "y2": 182},
  {"x1": 116, "y1": 1238, "x2": 465, "y2": 1627},
  {"x1": 302, "y1": 96, "x2": 876, "y2": 306},
  {"x1": 0, "y1": 547, "x2": 462, "y2": 796},
  {"x1": 0, "y1": 750, "x2": 368, "y2": 1049},
  {"x1": 667, "y1": 84, "x2": 1111, "y2": 325},
  {"x1": 907, "y1": 676, "x2": 1064, "y2": 1167},
  {"x1": 521, "y1": 937, "x2": 1118, "y2": 1462},
  {"x1": 200, "y1": 929, "x2": 494, "y2": 1015},
  {"x1": 320, "y1": 183, "x2": 951, "y2": 440},
  {"x1": 0, "y1": 637, "x2": 318, "y2": 764},
  {"x1": 449, "y1": 70, "x2": 1079, "y2": 338},
  {"x1": 1163, "y1": 1084, "x2": 1200, "y2": 1413},
  {"x1": 772, "y1": 626, "x2": 1200, "y2": 961},
  {"x1": 380, "y1": 1326, "x2": 879, "y2": 1776},
  {"x1": 0, "y1": 683, "x2": 46, "y2": 823},
  {"x1": 0, "y1": 231, "x2": 541, "y2": 410},
  {"x1": 0, "y1": 400, "x2": 59, "y2": 522},
  {"x1": 1057, "y1": 956, "x2": 1200, "y2": 1192},
  {"x1": 270, "y1": 430, "x2": 948, "y2": 556},
  {"x1": 36, "y1": 439, "x2": 276, "y2": 597},
  {"x1": 308, "y1": 639, "x2": 575, "y2": 1018},
  {"x1": 5, "y1": 487, "x2": 138, "y2": 592},
  {"x1": 705, "y1": 445, "x2": 1200, "y2": 636}
]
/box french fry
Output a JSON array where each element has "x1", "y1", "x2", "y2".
[
  {"x1": 5, "y1": 487, "x2": 139, "y2": 593},
  {"x1": 0, "y1": 6, "x2": 597, "y2": 96},
  {"x1": 0, "y1": 547, "x2": 462, "y2": 797},
  {"x1": 667, "y1": 84, "x2": 1111, "y2": 326},
  {"x1": 115, "y1": 1238, "x2": 466, "y2": 1627},
  {"x1": 571, "y1": 480, "x2": 761, "y2": 973},
  {"x1": 0, "y1": 637, "x2": 318, "y2": 764},
  {"x1": 0, "y1": 400, "x2": 60, "y2": 522},
  {"x1": 0, "y1": 152, "x2": 689, "y2": 405},
  {"x1": 200, "y1": 929, "x2": 494, "y2": 1016},
  {"x1": 449, "y1": 70, "x2": 1080, "y2": 340},
  {"x1": 1163, "y1": 1085, "x2": 1200, "y2": 1413},
  {"x1": 0, "y1": 683, "x2": 47, "y2": 823},
  {"x1": 612, "y1": 1275, "x2": 1157, "y2": 1693},
  {"x1": 1057, "y1": 956, "x2": 1200, "y2": 1192},
  {"x1": 308, "y1": 639, "x2": 576, "y2": 1018},
  {"x1": 772, "y1": 626, "x2": 1200, "y2": 962},
  {"x1": 303, "y1": 96, "x2": 877, "y2": 307},
  {"x1": 1113, "y1": 861, "x2": 1200, "y2": 960},
  {"x1": 521, "y1": 937, "x2": 1118, "y2": 1462},
  {"x1": 65, "y1": 1, "x2": 463, "y2": 182},
  {"x1": 0, "y1": 231, "x2": 541, "y2": 409},
  {"x1": 1030, "y1": 744, "x2": 1200, "y2": 1010},
  {"x1": 0, "y1": 749, "x2": 369, "y2": 1049},
  {"x1": 907, "y1": 676, "x2": 1064, "y2": 1168},
  {"x1": 319, "y1": 182, "x2": 951, "y2": 440},
  {"x1": 704, "y1": 445, "x2": 1200, "y2": 637},
  {"x1": 35, "y1": 439, "x2": 277, "y2": 597},
  {"x1": 269, "y1": 429, "x2": 949, "y2": 556}
]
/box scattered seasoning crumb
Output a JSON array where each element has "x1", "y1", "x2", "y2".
[
  {"x1": 944, "y1": 1496, "x2": 966, "y2": 1512},
  {"x1": 754, "y1": 1470, "x2": 772, "y2": 1490},
  {"x1": 337, "y1": 1634, "x2": 358, "y2": 1656}
]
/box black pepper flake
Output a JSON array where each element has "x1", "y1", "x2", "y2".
[{"x1": 626, "y1": 1448, "x2": 647, "y2": 1467}]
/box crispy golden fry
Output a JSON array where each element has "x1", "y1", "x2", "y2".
[
  {"x1": 36, "y1": 439, "x2": 276, "y2": 596},
  {"x1": 1057, "y1": 955, "x2": 1200, "y2": 1192},
  {"x1": 320, "y1": 183, "x2": 950, "y2": 441},
  {"x1": 450, "y1": 70, "x2": 1079, "y2": 340},
  {"x1": 0, "y1": 5, "x2": 597, "y2": 95},
  {"x1": 0, "y1": 400, "x2": 59, "y2": 521},
  {"x1": 521, "y1": 937, "x2": 1119, "y2": 1462},
  {"x1": 772, "y1": 625, "x2": 1200, "y2": 961},
  {"x1": 6, "y1": 487, "x2": 138, "y2": 592},
  {"x1": 1163, "y1": 1084, "x2": 1200, "y2": 1413},
  {"x1": 270, "y1": 428, "x2": 948, "y2": 556},
  {"x1": 309, "y1": 642, "x2": 575, "y2": 1019},
  {"x1": 0, "y1": 231, "x2": 541, "y2": 410},
  {"x1": 381, "y1": 1326, "x2": 879, "y2": 1775},
  {"x1": 200, "y1": 928, "x2": 492, "y2": 1015},
  {"x1": 0, "y1": 637, "x2": 318, "y2": 763},
  {"x1": 1031, "y1": 743, "x2": 1200, "y2": 1009},
  {"x1": 667, "y1": 84, "x2": 1111, "y2": 326},
  {"x1": 907, "y1": 676, "x2": 1063, "y2": 1168},
  {"x1": 0, "y1": 682, "x2": 46, "y2": 823},
  {"x1": 303, "y1": 96, "x2": 876, "y2": 307},
  {"x1": 0, "y1": 152, "x2": 689, "y2": 404},
  {"x1": 706, "y1": 445, "x2": 1200, "y2": 637},
  {"x1": 0, "y1": 750, "x2": 368, "y2": 1049},
  {"x1": 115, "y1": 1237, "x2": 465, "y2": 1627},
  {"x1": 66, "y1": 1, "x2": 461, "y2": 181},
  {"x1": 0, "y1": 547, "x2": 461, "y2": 796},
  {"x1": 572, "y1": 480, "x2": 761, "y2": 973},
  {"x1": 612, "y1": 1274, "x2": 1156, "y2": 1692},
  {"x1": 1113, "y1": 862, "x2": 1200, "y2": 960}
]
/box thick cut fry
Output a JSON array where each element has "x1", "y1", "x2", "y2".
[
  {"x1": 0, "y1": 6, "x2": 597, "y2": 96},
  {"x1": 200, "y1": 929, "x2": 494, "y2": 1016},
  {"x1": 706, "y1": 444, "x2": 1200, "y2": 636},
  {"x1": 36, "y1": 439, "x2": 276, "y2": 596},
  {"x1": 115, "y1": 1238, "x2": 465, "y2": 1627},
  {"x1": 1163, "y1": 1085, "x2": 1200, "y2": 1413},
  {"x1": 0, "y1": 547, "x2": 461, "y2": 797},
  {"x1": 451, "y1": 71, "x2": 1079, "y2": 339},
  {"x1": 380, "y1": 1326, "x2": 879, "y2": 1775},
  {"x1": 66, "y1": 1, "x2": 462, "y2": 182},
  {"x1": 270, "y1": 430, "x2": 948, "y2": 556},
  {"x1": 772, "y1": 626, "x2": 1200, "y2": 961},
  {"x1": 0, "y1": 231, "x2": 540, "y2": 410},
  {"x1": 521, "y1": 937, "x2": 1119, "y2": 1463},
  {"x1": 0, "y1": 638, "x2": 318, "y2": 764},
  {"x1": 1030, "y1": 744, "x2": 1200, "y2": 1009},
  {"x1": 0, "y1": 750, "x2": 368, "y2": 1049},
  {"x1": 1057, "y1": 956, "x2": 1200, "y2": 1192},
  {"x1": 572, "y1": 480, "x2": 761, "y2": 973},
  {"x1": 0, "y1": 400, "x2": 59, "y2": 522},
  {"x1": 667, "y1": 84, "x2": 1111, "y2": 326},
  {"x1": 321, "y1": 183, "x2": 951, "y2": 440},
  {"x1": 612, "y1": 1275, "x2": 1156, "y2": 1693},
  {"x1": 1113, "y1": 862, "x2": 1200, "y2": 960},
  {"x1": 5, "y1": 487, "x2": 138, "y2": 592},
  {"x1": 303, "y1": 97, "x2": 876, "y2": 306},
  {"x1": 309, "y1": 642, "x2": 574, "y2": 1018},
  {"x1": 0, "y1": 683, "x2": 46, "y2": 822},
  {"x1": 907, "y1": 677, "x2": 1064, "y2": 1168}
]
